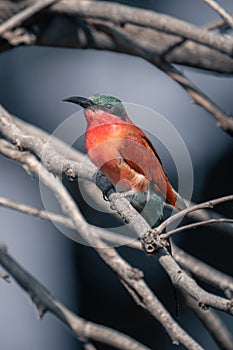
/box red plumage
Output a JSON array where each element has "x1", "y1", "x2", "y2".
[{"x1": 84, "y1": 108, "x2": 177, "y2": 208}]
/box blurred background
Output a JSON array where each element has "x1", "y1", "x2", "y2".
[{"x1": 0, "y1": 0, "x2": 233, "y2": 349}]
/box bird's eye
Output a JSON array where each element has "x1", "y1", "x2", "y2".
[{"x1": 105, "y1": 103, "x2": 113, "y2": 109}]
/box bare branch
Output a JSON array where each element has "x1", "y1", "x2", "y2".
[
  {"x1": 172, "y1": 244, "x2": 233, "y2": 297},
  {"x1": 154, "y1": 61, "x2": 233, "y2": 137},
  {"x1": 0, "y1": 0, "x2": 58, "y2": 36},
  {"x1": 161, "y1": 218, "x2": 233, "y2": 239},
  {"x1": 0, "y1": 105, "x2": 95, "y2": 182},
  {"x1": 155, "y1": 248, "x2": 233, "y2": 315},
  {"x1": 0, "y1": 195, "x2": 71, "y2": 224},
  {"x1": 154, "y1": 195, "x2": 233, "y2": 235},
  {"x1": 203, "y1": 0, "x2": 233, "y2": 29},
  {"x1": 206, "y1": 17, "x2": 233, "y2": 31},
  {"x1": 0, "y1": 244, "x2": 151, "y2": 350},
  {"x1": 185, "y1": 293, "x2": 233, "y2": 350},
  {"x1": 0, "y1": 192, "x2": 138, "y2": 248}
]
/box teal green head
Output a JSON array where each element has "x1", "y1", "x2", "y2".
[{"x1": 63, "y1": 94, "x2": 128, "y2": 120}]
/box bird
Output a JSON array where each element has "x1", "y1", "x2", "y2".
[{"x1": 63, "y1": 94, "x2": 180, "y2": 228}]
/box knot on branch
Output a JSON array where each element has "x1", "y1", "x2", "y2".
[
  {"x1": 64, "y1": 165, "x2": 77, "y2": 181},
  {"x1": 126, "y1": 267, "x2": 144, "y2": 280},
  {"x1": 2, "y1": 28, "x2": 36, "y2": 46},
  {"x1": 12, "y1": 137, "x2": 23, "y2": 150},
  {"x1": 198, "y1": 302, "x2": 209, "y2": 311},
  {"x1": 141, "y1": 229, "x2": 165, "y2": 254}
]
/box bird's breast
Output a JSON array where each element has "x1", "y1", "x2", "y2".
[{"x1": 85, "y1": 123, "x2": 125, "y2": 167}]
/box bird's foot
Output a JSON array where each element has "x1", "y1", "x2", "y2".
[{"x1": 102, "y1": 184, "x2": 115, "y2": 201}]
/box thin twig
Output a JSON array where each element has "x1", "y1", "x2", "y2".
[
  {"x1": 172, "y1": 244, "x2": 233, "y2": 297},
  {"x1": 0, "y1": 0, "x2": 59, "y2": 36},
  {"x1": 155, "y1": 195, "x2": 233, "y2": 235},
  {"x1": 185, "y1": 292, "x2": 233, "y2": 350},
  {"x1": 0, "y1": 244, "x2": 151, "y2": 350},
  {"x1": 203, "y1": 0, "x2": 233, "y2": 29},
  {"x1": 0, "y1": 196, "x2": 71, "y2": 224},
  {"x1": 153, "y1": 61, "x2": 233, "y2": 137},
  {"x1": 161, "y1": 218, "x2": 233, "y2": 239},
  {"x1": 206, "y1": 17, "x2": 232, "y2": 31},
  {"x1": 0, "y1": 193, "x2": 138, "y2": 248}
]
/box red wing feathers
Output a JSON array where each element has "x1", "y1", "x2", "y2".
[{"x1": 119, "y1": 126, "x2": 177, "y2": 206}]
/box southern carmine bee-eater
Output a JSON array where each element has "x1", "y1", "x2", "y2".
[{"x1": 63, "y1": 95, "x2": 180, "y2": 228}]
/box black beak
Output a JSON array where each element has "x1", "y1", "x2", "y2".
[{"x1": 63, "y1": 96, "x2": 94, "y2": 109}]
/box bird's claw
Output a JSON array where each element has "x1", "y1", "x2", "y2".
[{"x1": 102, "y1": 184, "x2": 115, "y2": 201}]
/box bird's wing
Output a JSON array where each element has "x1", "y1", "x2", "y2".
[{"x1": 119, "y1": 126, "x2": 176, "y2": 206}]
